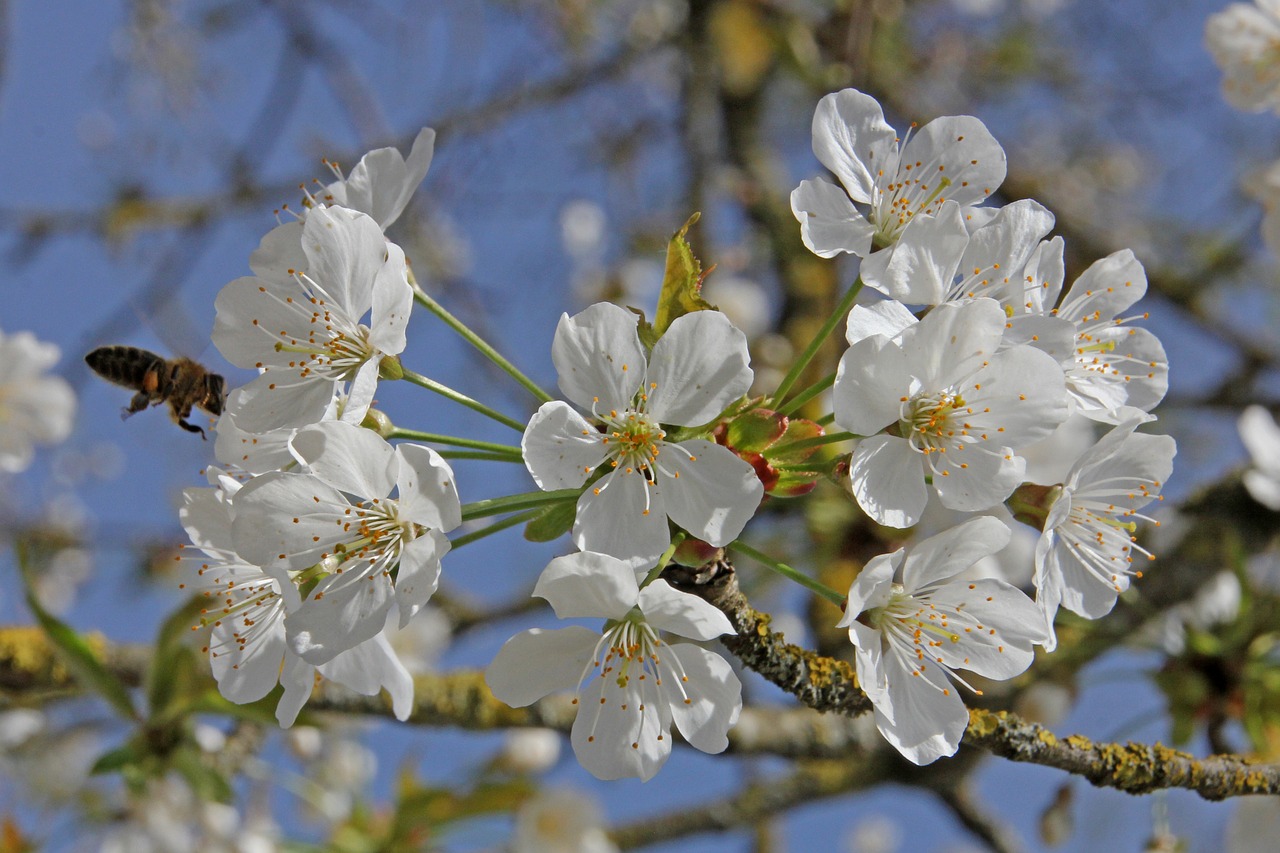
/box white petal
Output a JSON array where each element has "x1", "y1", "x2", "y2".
[
  {"x1": 223, "y1": 369, "x2": 335, "y2": 434},
  {"x1": 367, "y1": 241, "x2": 412, "y2": 356},
  {"x1": 276, "y1": 654, "x2": 317, "y2": 727},
  {"x1": 287, "y1": 568, "x2": 397, "y2": 665},
  {"x1": 638, "y1": 579, "x2": 733, "y2": 641},
  {"x1": 858, "y1": 203, "x2": 969, "y2": 305},
  {"x1": 533, "y1": 552, "x2": 639, "y2": 620},
  {"x1": 849, "y1": 435, "x2": 927, "y2": 528},
  {"x1": 292, "y1": 420, "x2": 397, "y2": 499},
  {"x1": 232, "y1": 472, "x2": 350, "y2": 569},
  {"x1": 811, "y1": 88, "x2": 896, "y2": 204},
  {"x1": 790, "y1": 176, "x2": 876, "y2": 258},
  {"x1": 212, "y1": 276, "x2": 315, "y2": 369},
  {"x1": 574, "y1": 470, "x2": 671, "y2": 570},
  {"x1": 552, "y1": 303, "x2": 645, "y2": 413},
  {"x1": 961, "y1": 345, "x2": 1070, "y2": 445},
  {"x1": 248, "y1": 220, "x2": 306, "y2": 284},
  {"x1": 845, "y1": 299, "x2": 918, "y2": 346},
  {"x1": 319, "y1": 632, "x2": 414, "y2": 720},
  {"x1": 929, "y1": 442, "x2": 1025, "y2": 513},
  {"x1": 901, "y1": 114, "x2": 1006, "y2": 209},
  {"x1": 486, "y1": 627, "x2": 601, "y2": 707},
  {"x1": 1241, "y1": 406, "x2": 1280, "y2": 475},
  {"x1": 571, "y1": 674, "x2": 672, "y2": 781},
  {"x1": 899, "y1": 298, "x2": 1004, "y2": 388},
  {"x1": 874, "y1": 651, "x2": 968, "y2": 765},
  {"x1": 180, "y1": 486, "x2": 234, "y2": 551},
  {"x1": 395, "y1": 444, "x2": 462, "y2": 531},
  {"x1": 848, "y1": 620, "x2": 891, "y2": 708},
  {"x1": 209, "y1": 613, "x2": 286, "y2": 704},
  {"x1": 394, "y1": 529, "x2": 448, "y2": 622},
  {"x1": 900, "y1": 516, "x2": 1011, "y2": 592},
  {"x1": 832, "y1": 335, "x2": 911, "y2": 436},
  {"x1": 925, "y1": 579, "x2": 1045, "y2": 678},
  {"x1": 1057, "y1": 249, "x2": 1147, "y2": 322},
  {"x1": 522, "y1": 401, "x2": 609, "y2": 490},
  {"x1": 661, "y1": 644, "x2": 741, "y2": 754},
  {"x1": 655, "y1": 439, "x2": 762, "y2": 546},
  {"x1": 837, "y1": 554, "x2": 899, "y2": 626},
  {"x1": 300, "y1": 205, "x2": 387, "y2": 321},
  {"x1": 336, "y1": 126, "x2": 436, "y2": 230},
  {"x1": 646, "y1": 311, "x2": 752, "y2": 426},
  {"x1": 340, "y1": 359, "x2": 381, "y2": 425}
]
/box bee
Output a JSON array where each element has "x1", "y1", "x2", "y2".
[{"x1": 84, "y1": 346, "x2": 226, "y2": 439}]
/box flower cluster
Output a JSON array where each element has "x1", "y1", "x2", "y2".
[
  {"x1": 187, "y1": 91, "x2": 1177, "y2": 778},
  {"x1": 794, "y1": 88, "x2": 1175, "y2": 762},
  {"x1": 178, "y1": 131, "x2": 463, "y2": 724}
]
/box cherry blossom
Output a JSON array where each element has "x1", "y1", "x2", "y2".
[
  {"x1": 834, "y1": 298, "x2": 1069, "y2": 528},
  {"x1": 790, "y1": 88, "x2": 1006, "y2": 302},
  {"x1": 308, "y1": 127, "x2": 436, "y2": 231},
  {"x1": 1207, "y1": 1, "x2": 1280, "y2": 113},
  {"x1": 212, "y1": 204, "x2": 412, "y2": 433},
  {"x1": 522, "y1": 303, "x2": 763, "y2": 569},
  {"x1": 486, "y1": 551, "x2": 742, "y2": 781},
  {"x1": 837, "y1": 517, "x2": 1047, "y2": 764},
  {"x1": 1033, "y1": 419, "x2": 1176, "y2": 650},
  {"x1": 179, "y1": 468, "x2": 413, "y2": 726},
  {"x1": 1239, "y1": 404, "x2": 1280, "y2": 509},
  {"x1": 0, "y1": 328, "x2": 76, "y2": 472},
  {"x1": 231, "y1": 421, "x2": 460, "y2": 664}
]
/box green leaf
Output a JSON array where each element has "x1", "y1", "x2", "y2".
[
  {"x1": 523, "y1": 498, "x2": 577, "y2": 543},
  {"x1": 91, "y1": 743, "x2": 145, "y2": 775},
  {"x1": 652, "y1": 213, "x2": 715, "y2": 338},
  {"x1": 17, "y1": 546, "x2": 137, "y2": 722},
  {"x1": 172, "y1": 745, "x2": 234, "y2": 803},
  {"x1": 148, "y1": 595, "x2": 209, "y2": 718}
]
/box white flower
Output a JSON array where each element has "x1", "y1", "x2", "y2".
[
  {"x1": 213, "y1": 385, "x2": 340, "y2": 474},
  {"x1": 522, "y1": 303, "x2": 763, "y2": 568},
  {"x1": 1207, "y1": 1, "x2": 1280, "y2": 113},
  {"x1": 836, "y1": 517, "x2": 1047, "y2": 764},
  {"x1": 486, "y1": 551, "x2": 742, "y2": 781},
  {"x1": 0, "y1": 328, "x2": 75, "y2": 472},
  {"x1": 513, "y1": 788, "x2": 618, "y2": 853},
  {"x1": 834, "y1": 298, "x2": 1069, "y2": 528},
  {"x1": 311, "y1": 127, "x2": 436, "y2": 231},
  {"x1": 790, "y1": 88, "x2": 1005, "y2": 302},
  {"x1": 1240, "y1": 404, "x2": 1280, "y2": 509},
  {"x1": 1036, "y1": 249, "x2": 1168, "y2": 424},
  {"x1": 231, "y1": 420, "x2": 460, "y2": 664},
  {"x1": 1034, "y1": 419, "x2": 1176, "y2": 651},
  {"x1": 180, "y1": 467, "x2": 414, "y2": 726},
  {"x1": 212, "y1": 204, "x2": 412, "y2": 433}
]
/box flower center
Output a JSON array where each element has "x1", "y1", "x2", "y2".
[
  {"x1": 900, "y1": 390, "x2": 967, "y2": 454},
  {"x1": 598, "y1": 407, "x2": 666, "y2": 481}
]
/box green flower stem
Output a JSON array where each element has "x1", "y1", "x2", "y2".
[
  {"x1": 769, "y1": 278, "x2": 863, "y2": 407},
  {"x1": 777, "y1": 371, "x2": 835, "y2": 417},
  {"x1": 816, "y1": 412, "x2": 836, "y2": 427},
  {"x1": 728, "y1": 541, "x2": 845, "y2": 608},
  {"x1": 386, "y1": 428, "x2": 522, "y2": 457},
  {"x1": 461, "y1": 489, "x2": 580, "y2": 522},
  {"x1": 641, "y1": 533, "x2": 686, "y2": 589},
  {"x1": 450, "y1": 508, "x2": 543, "y2": 550},
  {"x1": 768, "y1": 430, "x2": 857, "y2": 455},
  {"x1": 436, "y1": 450, "x2": 525, "y2": 463},
  {"x1": 399, "y1": 367, "x2": 525, "y2": 432},
  {"x1": 412, "y1": 284, "x2": 555, "y2": 405}
]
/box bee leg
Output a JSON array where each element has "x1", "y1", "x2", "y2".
[
  {"x1": 176, "y1": 418, "x2": 208, "y2": 439},
  {"x1": 171, "y1": 400, "x2": 207, "y2": 440},
  {"x1": 123, "y1": 390, "x2": 151, "y2": 419}
]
